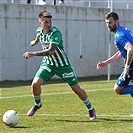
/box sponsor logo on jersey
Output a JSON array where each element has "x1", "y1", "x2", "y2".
[{"x1": 62, "y1": 72, "x2": 74, "y2": 78}]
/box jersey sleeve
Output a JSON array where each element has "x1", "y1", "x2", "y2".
[
  {"x1": 36, "y1": 27, "x2": 42, "y2": 37},
  {"x1": 50, "y1": 31, "x2": 62, "y2": 45},
  {"x1": 116, "y1": 32, "x2": 129, "y2": 47}
]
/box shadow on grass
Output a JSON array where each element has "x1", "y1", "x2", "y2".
[
  {"x1": 0, "y1": 75, "x2": 118, "y2": 88},
  {"x1": 98, "y1": 118, "x2": 133, "y2": 123},
  {"x1": 55, "y1": 117, "x2": 133, "y2": 123},
  {"x1": 55, "y1": 119, "x2": 90, "y2": 123},
  {"x1": 12, "y1": 126, "x2": 29, "y2": 128}
]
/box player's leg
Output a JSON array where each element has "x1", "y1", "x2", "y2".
[
  {"x1": 56, "y1": 65, "x2": 96, "y2": 120},
  {"x1": 27, "y1": 77, "x2": 43, "y2": 116},
  {"x1": 121, "y1": 85, "x2": 133, "y2": 97},
  {"x1": 31, "y1": 77, "x2": 43, "y2": 104},
  {"x1": 27, "y1": 66, "x2": 55, "y2": 116},
  {"x1": 70, "y1": 84, "x2": 96, "y2": 120},
  {"x1": 113, "y1": 84, "x2": 123, "y2": 94},
  {"x1": 70, "y1": 84, "x2": 88, "y2": 100},
  {"x1": 114, "y1": 70, "x2": 133, "y2": 98}
]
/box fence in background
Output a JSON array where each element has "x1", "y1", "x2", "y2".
[{"x1": 0, "y1": 0, "x2": 133, "y2": 9}]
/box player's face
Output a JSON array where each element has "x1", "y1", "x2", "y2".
[
  {"x1": 105, "y1": 17, "x2": 117, "y2": 32},
  {"x1": 39, "y1": 18, "x2": 52, "y2": 33}
]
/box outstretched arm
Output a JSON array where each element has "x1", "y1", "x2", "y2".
[
  {"x1": 23, "y1": 43, "x2": 57, "y2": 59},
  {"x1": 97, "y1": 51, "x2": 122, "y2": 70}
]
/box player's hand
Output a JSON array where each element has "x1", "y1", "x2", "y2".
[
  {"x1": 23, "y1": 52, "x2": 34, "y2": 59},
  {"x1": 122, "y1": 67, "x2": 130, "y2": 81},
  {"x1": 97, "y1": 61, "x2": 107, "y2": 70},
  {"x1": 30, "y1": 40, "x2": 36, "y2": 46}
]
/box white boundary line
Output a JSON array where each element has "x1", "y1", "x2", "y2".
[
  {"x1": 1, "y1": 88, "x2": 112, "y2": 99},
  {"x1": 0, "y1": 113, "x2": 132, "y2": 118}
]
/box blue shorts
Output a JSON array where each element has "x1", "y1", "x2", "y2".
[{"x1": 116, "y1": 69, "x2": 133, "y2": 87}]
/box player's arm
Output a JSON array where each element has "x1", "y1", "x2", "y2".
[
  {"x1": 97, "y1": 51, "x2": 122, "y2": 70},
  {"x1": 30, "y1": 35, "x2": 40, "y2": 46},
  {"x1": 104, "y1": 51, "x2": 122, "y2": 64},
  {"x1": 121, "y1": 41, "x2": 133, "y2": 80},
  {"x1": 124, "y1": 42, "x2": 133, "y2": 68},
  {"x1": 33, "y1": 43, "x2": 57, "y2": 56},
  {"x1": 23, "y1": 43, "x2": 57, "y2": 59},
  {"x1": 33, "y1": 31, "x2": 61, "y2": 56}
]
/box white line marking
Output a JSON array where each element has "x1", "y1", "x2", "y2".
[
  {"x1": 1, "y1": 88, "x2": 112, "y2": 99},
  {"x1": 0, "y1": 113, "x2": 132, "y2": 118}
]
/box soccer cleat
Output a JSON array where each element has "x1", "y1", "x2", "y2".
[
  {"x1": 88, "y1": 108, "x2": 96, "y2": 120},
  {"x1": 27, "y1": 103, "x2": 42, "y2": 116}
]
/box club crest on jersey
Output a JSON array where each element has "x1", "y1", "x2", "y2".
[{"x1": 55, "y1": 37, "x2": 58, "y2": 41}]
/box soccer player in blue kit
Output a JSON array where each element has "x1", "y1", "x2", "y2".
[{"x1": 97, "y1": 12, "x2": 133, "y2": 110}]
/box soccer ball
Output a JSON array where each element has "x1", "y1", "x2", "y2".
[{"x1": 3, "y1": 110, "x2": 20, "y2": 127}]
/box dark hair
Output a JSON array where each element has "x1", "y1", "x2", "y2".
[
  {"x1": 38, "y1": 11, "x2": 52, "y2": 19},
  {"x1": 105, "y1": 12, "x2": 119, "y2": 21}
]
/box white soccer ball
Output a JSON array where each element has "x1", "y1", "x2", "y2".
[{"x1": 3, "y1": 110, "x2": 20, "y2": 127}]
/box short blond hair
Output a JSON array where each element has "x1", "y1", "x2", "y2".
[{"x1": 38, "y1": 11, "x2": 52, "y2": 20}]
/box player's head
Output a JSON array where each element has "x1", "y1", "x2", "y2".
[
  {"x1": 105, "y1": 12, "x2": 120, "y2": 32},
  {"x1": 38, "y1": 11, "x2": 52, "y2": 33}
]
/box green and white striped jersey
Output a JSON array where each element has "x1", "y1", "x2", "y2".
[{"x1": 36, "y1": 25, "x2": 70, "y2": 67}]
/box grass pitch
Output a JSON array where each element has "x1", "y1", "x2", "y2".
[{"x1": 0, "y1": 76, "x2": 133, "y2": 133}]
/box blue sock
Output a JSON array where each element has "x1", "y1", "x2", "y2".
[{"x1": 121, "y1": 85, "x2": 133, "y2": 98}]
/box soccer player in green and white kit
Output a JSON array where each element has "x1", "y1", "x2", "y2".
[{"x1": 23, "y1": 10, "x2": 96, "y2": 120}]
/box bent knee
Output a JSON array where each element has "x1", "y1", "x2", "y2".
[
  {"x1": 114, "y1": 89, "x2": 121, "y2": 95},
  {"x1": 31, "y1": 81, "x2": 41, "y2": 89},
  {"x1": 113, "y1": 87, "x2": 123, "y2": 95},
  {"x1": 31, "y1": 78, "x2": 43, "y2": 88},
  {"x1": 31, "y1": 81, "x2": 38, "y2": 88}
]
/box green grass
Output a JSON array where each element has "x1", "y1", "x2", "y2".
[{"x1": 0, "y1": 77, "x2": 133, "y2": 133}]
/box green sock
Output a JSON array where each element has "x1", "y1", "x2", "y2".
[
  {"x1": 33, "y1": 95, "x2": 41, "y2": 105},
  {"x1": 83, "y1": 98, "x2": 92, "y2": 110}
]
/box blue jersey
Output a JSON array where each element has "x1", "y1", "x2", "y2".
[{"x1": 115, "y1": 26, "x2": 133, "y2": 67}]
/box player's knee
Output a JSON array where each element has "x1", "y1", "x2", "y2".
[
  {"x1": 31, "y1": 78, "x2": 43, "y2": 89},
  {"x1": 31, "y1": 81, "x2": 39, "y2": 89},
  {"x1": 114, "y1": 87, "x2": 121, "y2": 95}
]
